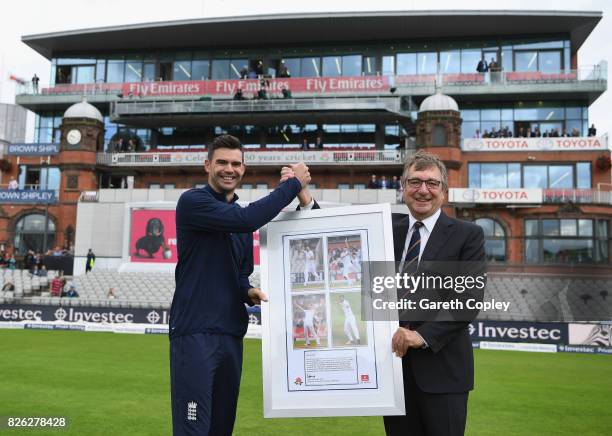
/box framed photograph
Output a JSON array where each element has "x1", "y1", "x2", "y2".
[{"x1": 261, "y1": 204, "x2": 405, "y2": 418}]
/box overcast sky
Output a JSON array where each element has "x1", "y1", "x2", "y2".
[{"x1": 0, "y1": 0, "x2": 609, "y2": 140}]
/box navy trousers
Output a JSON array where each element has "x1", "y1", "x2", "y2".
[{"x1": 170, "y1": 333, "x2": 243, "y2": 436}]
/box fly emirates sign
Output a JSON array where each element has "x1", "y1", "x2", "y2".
[{"x1": 122, "y1": 76, "x2": 389, "y2": 97}]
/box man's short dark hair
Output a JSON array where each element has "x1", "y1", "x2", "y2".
[{"x1": 207, "y1": 135, "x2": 243, "y2": 161}]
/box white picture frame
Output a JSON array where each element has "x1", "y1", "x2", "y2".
[{"x1": 261, "y1": 203, "x2": 405, "y2": 418}]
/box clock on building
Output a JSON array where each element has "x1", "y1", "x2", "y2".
[{"x1": 67, "y1": 129, "x2": 82, "y2": 145}]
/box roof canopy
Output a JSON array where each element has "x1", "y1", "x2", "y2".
[{"x1": 23, "y1": 10, "x2": 602, "y2": 59}]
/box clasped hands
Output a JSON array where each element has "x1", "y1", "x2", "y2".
[
  {"x1": 280, "y1": 162, "x2": 312, "y2": 207},
  {"x1": 392, "y1": 327, "x2": 425, "y2": 358}
]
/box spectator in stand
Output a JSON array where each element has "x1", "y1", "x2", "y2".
[
  {"x1": 314, "y1": 136, "x2": 324, "y2": 149},
  {"x1": 482, "y1": 130, "x2": 490, "y2": 138},
  {"x1": 551, "y1": 128, "x2": 560, "y2": 137},
  {"x1": 247, "y1": 68, "x2": 257, "y2": 79},
  {"x1": 489, "y1": 58, "x2": 501, "y2": 83},
  {"x1": 31, "y1": 265, "x2": 39, "y2": 277},
  {"x1": 489, "y1": 58, "x2": 500, "y2": 72},
  {"x1": 588, "y1": 124, "x2": 597, "y2": 137},
  {"x1": 561, "y1": 128, "x2": 570, "y2": 137},
  {"x1": 367, "y1": 174, "x2": 380, "y2": 189},
  {"x1": 534, "y1": 127, "x2": 542, "y2": 137},
  {"x1": 301, "y1": 138, "x2": 310, "y2": 150},
  {"x1": 256, "y1": 85, "x2": 268, "y2": 100},
  {"x1": 50, "y1": 275, "x2": 63, "y2": 297},
  {"x1": 24, "y1": 250, "x2": 33, "y2": 269},
  {"x1": 476, "y1": 56, "x2": 488, "y2": 73},
  {"x1": 107, "y1": 287, "x2": 117, "y2": 299},
  {"x1": 32, "y1": 74, "x2": 40, "y2": 93},
  {"x1": 38, "y1": 265, "x2": 48, "y2": 277},
  {"x1": 53, "y1": 246, "x2": 62, "y2": 256},
  {"x1": 86, "y1": 248, "x2": 95, "y2": 274},
  {"x1": 380, "y1": 175, "x2": 389, "y2": 189},
  {"x1": 233, "y1": 88, "x2": 245, "y2": 100},
  {"x1": 571, "y1": 128, "x2": 580, "y2": 137},
  {"x1": 490, "y1": 127, "x2": 499, "y2": 138},
  {"x1": 281, "y1": 87, "x2": 292, "y2": 99},
  {"x1": 25, "y1": 250, "x2": 37, "y2": 273},
  {"x1": 473, "y1": 129, "x2": 481, "y2": 138},
  {"x1": 517, "y1": 127, "x2": 525, "y2": 138},
  {"x1": 0, "y1": 253, "x2": 6, "y2": 268},
  {"x1": 36, "y1": 253, "x2": 43, "y2": 268},
  {"x1": 66, "y1": 283, "x2": 79, "y2": 298},
  {"x1": 8, "y1": 178, "x2": 18, "y2": 190},
  {"x1": 255, "y1": 60, "x2": 264, "y2": 76},
  {"x1": 278, "y1": 61, "x2": 291, "y2": 78},
  {"x1": 7, "y1": 255, "x2": 16, "y2": 270},
  {"x1": 2, "y1": 281, "x2": 15, "y2": 292},
  {"x1": 389, "y1": 175, "x2": 401, "y2": 190},
  {"x1": 239, "y1": 65, "x2": 248, "y2": 79}
]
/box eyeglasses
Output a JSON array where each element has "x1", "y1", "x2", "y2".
[{"x1": 404, "y1": 178, "x2": 442, "y2": 190}]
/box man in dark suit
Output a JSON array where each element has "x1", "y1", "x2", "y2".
[
  {"x1": 384, "y1": 150, "x2": 485, "y2": 436},
  {"x1": 476, "y1": 57, "x2": 488, "y2": 73}
]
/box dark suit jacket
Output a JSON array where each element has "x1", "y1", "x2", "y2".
[{"x1": 392, "y1": 211, "x2": 485, "y2": 394}]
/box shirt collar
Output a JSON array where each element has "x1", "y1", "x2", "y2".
[
  {"x1": 408, "y1": 209, "x2": 441, "y2": 234},
  {"x1": 205, "y1": 184, "x2": 239, "y2": 203}
]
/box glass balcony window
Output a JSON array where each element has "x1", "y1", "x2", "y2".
[
  {"x1": 124, "y1": 60, "x2": 143, "y2": 82},
  {"x1": 524, "y1": 218, "x2": 609, "y2": 264},
  {"x1": 301, "y1": 57, "x2": 320, "y2": 77},
  {"x1": 417, "y1": 52, "x2": 437, "y2": 74},
  {"x1": 440, "y1": 51, "x2": 460, "y2": 74},
  {"x1": 515, "y1": 51, "x2": 538, "y2": 72},
  {"x1": 396, "y1": 53, "x2": 416, "y2": 75}
]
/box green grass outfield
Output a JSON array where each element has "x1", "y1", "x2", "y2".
[{"x1": 0, "y1": 330, "x2": 611, "y2": 435}]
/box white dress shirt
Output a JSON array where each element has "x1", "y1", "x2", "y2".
[
  {"x1": 399, "y1": 208, "x2": 441, "y2": 271},
  {"x1": 398, "y1": 208, "x2": 441, "y2": 348}
]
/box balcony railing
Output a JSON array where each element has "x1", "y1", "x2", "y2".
[
  {"x1": 111, "y1": 96, "x2": 404, "y2": 117},
  {"x1": 16, "y1": 64, "x2": 606, "y2": 98},
  {"x1": 97, "y1": 149, "x2": 410, "y2": 167}
]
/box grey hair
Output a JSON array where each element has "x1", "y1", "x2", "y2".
[{"x1": 401, "y1": 150, "x2": 449, "y2": 191}]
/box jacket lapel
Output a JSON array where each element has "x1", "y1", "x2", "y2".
[
  {"x1": 421, "y1": 212, "x2": 455, "y2": 261},
  {"x1": 393, "y1": 215, "x2": 410, "y2": 262}
]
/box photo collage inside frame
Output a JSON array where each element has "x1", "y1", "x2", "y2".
[{"x1": 286, "y1": 231, "x2": 369, "y2": 350}]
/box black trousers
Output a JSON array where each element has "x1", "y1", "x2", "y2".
[{"x1": 384, "y1": 357, "x2": 468, "y2": 436}]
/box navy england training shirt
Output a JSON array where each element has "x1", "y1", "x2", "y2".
[{"x1": 170, "y1": 178, "x2": 302, "y2": 338}]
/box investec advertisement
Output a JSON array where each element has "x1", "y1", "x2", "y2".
[
  {"x1": 0, "y1": 303, "x2": 609, "y2": 353},
  {"x1": 0, "y1": 304, "x2": 261, "y2": 328},
  {"x1": 469, "y1": 321, "x2": 567, "y2": 344},
  {"x1": 126, "y1": 206, "x2": 260, "y2": 265}
]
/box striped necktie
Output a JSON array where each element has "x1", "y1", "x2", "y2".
[
  {"x1": 399, "y1": 221, "x2": 423, "y2": 326},
  {"x1": 403, "y1": 221, "x2": 423, "y2": 275}
]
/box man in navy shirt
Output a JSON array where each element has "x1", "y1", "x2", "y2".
[{"x1": 170, "y1": 135, "x2": 312, "y2": 435}]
